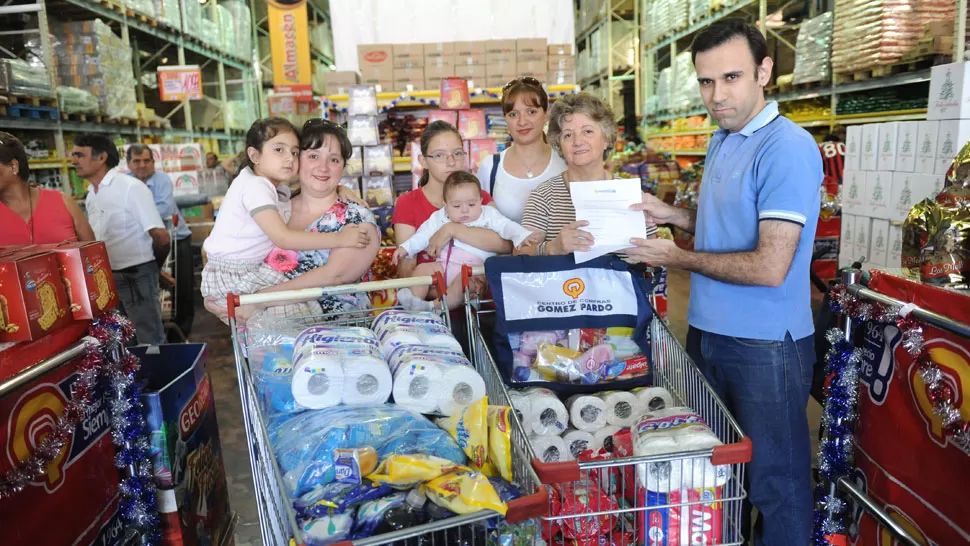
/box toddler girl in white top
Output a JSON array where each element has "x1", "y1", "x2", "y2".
[
  {"x1": 393, "y1": 171, "x2": 541, "y2": 310},
  {"x1": 201, "y1": 117, "x2": 370, "y2": 322}
]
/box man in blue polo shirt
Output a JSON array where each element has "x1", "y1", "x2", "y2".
[{"x1": 625, "y1": 20, "x2": 822, "y2": 545}]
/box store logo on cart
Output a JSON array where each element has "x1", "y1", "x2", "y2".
[
  {"x1": 563, "y1": 278, "x2": 585, "y2": 299},
  {"x1": 861, "y1": 323, "x2": 901, "y2": 405},
  {"x1": 908, "y1": 339, "x2": 970, "y2": 452},
  {"x1": 179, "y1": 376, "x2": 211, "y2": 440},
  {"x1": 4, "y1": 375, "x2": 111, "y2": 494}
]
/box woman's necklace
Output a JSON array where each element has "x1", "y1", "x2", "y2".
[{"x1": 514, "y1": 145, "x2": 548, "y2": 179}]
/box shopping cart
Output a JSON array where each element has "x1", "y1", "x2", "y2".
[
  {"x1": 226, "y1": 273, "x2": 549, "y2": 546},
  {"x1": 462, "y1": 264, "x2": 753, "y2": 545}
]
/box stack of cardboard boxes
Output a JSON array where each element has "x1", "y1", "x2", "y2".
[
  {"x1": 839, "y1": 62, "x2": 970, "y2": 271},
  {"x1": 324, "y1": 40, "x2": 576, "y2": 95}
]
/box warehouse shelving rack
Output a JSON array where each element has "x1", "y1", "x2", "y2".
[
  {"x1": 1, "y1": 0, "x2": 260, "y2": 193},
  {"x1": 575, "y1": 0, "x2": 641, "y2": 117},
  {"x1": 638, "y1": 0, "x2": 970, "y2": 156}
]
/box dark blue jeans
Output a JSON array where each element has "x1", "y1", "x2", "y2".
[{"x1": 686, "y1": 327, "x2": 814, "y2": 546}]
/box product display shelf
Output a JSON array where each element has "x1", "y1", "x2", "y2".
[
  {"x1": 575, "y1": 0, "x2": 640, "y2": 115},
  {"x1": 252, "y1": 0, "x2": 334, "y2": 100},
  {"x1": 642, "y1": 0, "x2": 761, "y2": 54},
  {"x1": 321, "y1": 84, "x2": 581, "y2": 109}
]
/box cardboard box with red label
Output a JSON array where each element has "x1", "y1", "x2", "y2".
[
  {"x1": 0, "y1": 250, "x2": 73, "y2": 342},
  {"x1": 467, "y1": 139, "x2": 498, "y2": 173},
  {"x1": 0, "y1": 329, "x2": 124, "y2": 546},
  {"x1": 31, "y1": 242, "x2": 117, "y2": 320},
  {"x1": 133, "y1": 343, "x2": 232, "y2": 546},
  {"x1": 853, "y1": 271, "x2": 970, "y2": 546}
]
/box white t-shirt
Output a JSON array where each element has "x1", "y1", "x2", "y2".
[
  {"x1": 86, "y1": 167, "x2": 165, "y2": 270},
  {"x1": 475, "y1": 148, "x2": 567, "y2": 223},
  {"x1": 399, "y1": 205, "x2": 534, "y2": 262},
  {"x1": 202, "y1": 167, "x2": 292, "y2": 261}
]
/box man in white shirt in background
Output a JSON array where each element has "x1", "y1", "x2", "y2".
[
  {"x1": 73, "y1": 133, "x2": 169, "y2": 345},
  {"x1": 127, "y1": 144, "x2": 195, "y2": 338}
]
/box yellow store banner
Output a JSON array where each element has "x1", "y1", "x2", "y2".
[{"x1": 267, "y1": 0, "x2": 312, "y2": 98}]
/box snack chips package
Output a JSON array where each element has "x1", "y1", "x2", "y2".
[
  {"x1": 424, "y1": 470, "x2": 507, "y2": 515},
  {"x1": 367, "y1": 454, "x2": 468, "y2": 489},
  {"x1": 485, "y1": 405, "x2": 512, "y2": 482},
  {"x1": 552, "y1": 480, "x2": 618, "y2": 540},
  {"x1": 436, "y1": 397, "x2": 488, "y2": 471},
  {"x1": 294, "y1": 481, "x2": 393, "y2": 517}
]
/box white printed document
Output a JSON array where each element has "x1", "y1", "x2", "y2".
[{"x1": 569, "y1": 179, "x2": 646, "y2": 263}]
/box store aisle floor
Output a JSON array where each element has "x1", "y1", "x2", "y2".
[{"x1": 191, "y1": 268, "x2": 822, "y2": 546}]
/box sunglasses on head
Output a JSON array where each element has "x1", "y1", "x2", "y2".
[
  {"x1": 303, "y1": 118, "x2": 339, "y2": 130},
  {"x1": 503, "y1": 77, "x2": 543, "y2": 91}
]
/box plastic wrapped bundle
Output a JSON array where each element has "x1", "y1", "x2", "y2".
[
  {"x1": 832, "y1": 0, "x2": 954, "y2": 74},
  {"x1": 200, "y1": 17, "x2": 221, "y2": 50},
  {"x1": 0, "y1": 59, "x2": 52, "y2": 96},
  {"x1": 223, "y1": 0, "x2": 254, "y2": 60},
  {"x1": 793, "y1": 12, "x2": 834, "y2": 85},
  {"x1": 671, "y1": 52, "x2": 698, "y2": 112},
  {"x1": 669, "y1": 0, "x2": 689, "y2": 31},
  {"x1": 153, "y1": 0, "x2": 181, "y2": 29},
  {"x1": 125, "y1": 0, "x2": 155, "y2": 18},
  {"x1": 56, "y1": 86, "x2": 100, "y2": 115},
  {"x1": 310, "y1": 20, "x2": 334, "y2": 60},
  {"x1": 214, "y1": 4, "x2": 234, "y2": 54},
  {"x1": 689, "y1": 0, "x2": 709, "y2": 23},
  {"x1": 654, "y1": 67, "x2": 672, "y2": 113},
  {"x1": 52, "y1": 19, "x2": 137, "y2": 119},
  {"x1": 182, "y1": 0, "x2": 203, "y2": 39},
  {"x1": 267, "y1": 405, "x2": 466, "y2": 498}
]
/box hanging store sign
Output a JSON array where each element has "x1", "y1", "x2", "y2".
[
  {"x1": 157, "y1": 65, "x2": 203, "y2": 102},
  {"x1": 267, "y1": 0, "x2": 313, "y2": 99}
]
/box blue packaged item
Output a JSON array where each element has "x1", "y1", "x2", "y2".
[
  {"x1": 351, "y1": 492, "x2": 407, "y2": 539},
  {"x1": 487, "y1": 477, "x2": 522, "y2": 503},
  {"x1": 295, "y1": 481, "x2": 394, "y2": 518},
  {"x1": 302, "y1": 511, "x2": 355, "y2": 546},
  {"x1": 256, "y1": 348, "x2": 301, "y2": 416},
  {"x1": 268, "y1": 405, "x2": 466, "y2": 498}
]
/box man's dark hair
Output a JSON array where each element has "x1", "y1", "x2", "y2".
[
  {"x1": 126, "y1": 143, "x2": 153, "y2": 162},
  {"x1": 690, "y1": 19, "x2": 768, "y2": 66},
  {"x1": 823, "y1": 133, "x2": 841, "y2": 143},
  {"x1": 75, "y1": 133, "x2": 120, "y2": 168}
]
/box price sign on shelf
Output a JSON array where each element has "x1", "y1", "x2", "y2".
[{"x1": 157, "y1": 65, "x2": 202, "y2": 102}]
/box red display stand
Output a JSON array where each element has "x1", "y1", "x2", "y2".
[
  {"x1": 0, "y1": 324, "x2": 125, "y2": 546},
  {"x1": 854, "y1": 271, "x2": 970, "y2": 545}
]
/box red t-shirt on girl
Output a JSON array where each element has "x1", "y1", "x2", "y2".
[{"x1": 391, "y1": 187, "x2": 494, "y2": 264}]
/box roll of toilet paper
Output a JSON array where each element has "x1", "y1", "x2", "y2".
[
  {"x1": 294, "y1": 326, "x2": 381, "y2": 355},
  {"x1": 371, "y1": 310, "x2": 444, "y2": 332},
  {"x1": 597, "y1": 391, "x2": 642, "y2": 427},
  {"x1": 633, "y1": 387, "x2": 674, "y2": 413},
  {"x1": 390, "y1": 360, "x2": 443, "y2": 414},
  {"x1": 562, "y1": 428, "x2": 595, "y2": 460},
  {"x1": 590, "y1": 425, "x2": 621, "y2": 453},
  {"x1": 378, "y1": 323, "x2": 463, "y2": 356},
  {"x1": 291, "y1": 358, "x2": 344, "y2": 409},
  {"x1": 438, "y1": 364, "x2": 487, "y2": 417},
  {"x1": 528, "y1": 434, "x2": 567, "y2": 464},
  {"x1": 508, "y1": 389, "x2": 532, "y2": 424},
  {"x1": 637, "y1": 458, "x2": 729, "y2": 492},
  {"x1": 565, "y1": 394, "x2": 609, "y2": 432},
  {"x1": 341, "y1": 356, "x2": 393, "y2": 405},
  {"x1": 522, "y1": 388, "x2": 569, "y2": 436}
]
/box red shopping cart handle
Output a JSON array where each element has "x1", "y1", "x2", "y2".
[
  {"x1": 461, "y1": 264, "x2": 473, "y2": 289},
  {"x1": 712, "y1": 436, "x2": 753, "y2": 466},
  {"x1": 533, "y1": 459, "x2": 583, "y2": 484},
  {"x1": 227, "y1": 293, "x2": 240, "y2": 321},
  {"x1": 432, "y1": 270, "x2": 447, "y2": 298},
  {"x1": 506, "y1": 484, "x2": 551, "y2": 523}
]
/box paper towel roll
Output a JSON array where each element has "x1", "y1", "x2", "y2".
[
  {"x1": 437, "y1": 365, "x2": 487, "y2": 417},
  {"x1": 529, "y1": 434, "x2": 567, "y2": 463},
  {"x1": 562, "y1": 428, "x2": 595, "y2": 460},
  {"x1": 291, "y1": 359, "x2": 344, "y2": 409},
  {"x1": 633, "y1": 387, "x2": 674, "y2": 412},
  {"x1": 523, "y1": 388, "x2": 569, "y2": 436},
  {"x1": 590, "y1": 425, "x2": 621, "y2": 453},
  {"x1": 637, "y1": 458, "x2": 729, "y2": 492},
  {"x1": 597, "y1": 391, "x2": 642, "y2": 427},
  {"x1": 391, "y1": 361, "x2": 443, "y2": 414},
  {"x1": 341, "y1": 356, "x2": 392, "y2": 405},
  {"x1": 566, "y1": 394, "x2": 609, "y2": 432}
]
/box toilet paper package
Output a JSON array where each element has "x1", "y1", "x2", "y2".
[
  {"x1": 528, "y1": 434, "x2": 568, "y2": 463},
  {"x1": 512, "y1": 387, "x2": 569, "y2": 436},
  {"x1": 374, "y1": 320, "x2": 463, "y2": 356},
  {"x1": 632, "y1": 407, "x2": 727, "y2": 491},
  {"x1": 291, "y1": 327, "x2": 393, "y2": 408},
  {"x1": 561, "y1": 428, "x2": 595, "y2": 460},
  {"x1": 267, "y1": 405, "x2": 466, "y2": 498},
  {"x1": 597, "y1": 391, "x2": 642, "y2": 427},
  {"x1": 387, "y1": 345, "x2": 486, "y2": 416},
  {"x1": 565, "y1": 394, "x2": 608, "y2": 432},
  {"x1": 590, "y1": 425, "x2": 621, "y2": 453},
  {"x1": 633, "y1": 386, "x2": 674, "y2": 413}
]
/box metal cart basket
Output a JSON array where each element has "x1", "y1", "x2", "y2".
[
  {"x1": 227, "y1": 273, "x2": 548, "y2": 546},
  {"x1": 462, "y1": 264, "x2": 753, "y2": 546}
]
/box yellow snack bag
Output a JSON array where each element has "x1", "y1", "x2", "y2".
[
  {"x1": 424, "y1": 470, "x2": 507, "y2": 515},
  {"x1": 366, "y1": 454, "x2": 467, "y2": 489},
  {"x1": 435, "y1": 396, "x2": 488, "y2": 471},
  {"x1": 485, "y1": 406, "x2": 512, "y2": 482}
]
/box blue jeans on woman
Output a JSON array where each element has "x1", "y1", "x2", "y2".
[{"x1": 686, "y1": 327, "x2": 814, "y2": 546}]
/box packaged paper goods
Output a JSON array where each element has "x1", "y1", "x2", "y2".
[
  {"x1": 0, "y1": 58, "x2": 51, "y2": 96},
  {"x1": 56, "y1": 86, "x2": 100, "y2": 115},
  {"x1": 792, "y1": 12, "x2": 833, "y2": 85},
  {"x1": 222, "y1": 0, "x2": 254, "y2": 60},
  {"x1": 153, "y1": 0, "x2": 181, "y2": 30},
  {"x1": 124, "y1": 0, "x2": 155, "y2": 18},
  {"x1": 51, "y1": 19, "x2": 137, "y2": 120},
  {"x1": 831, "y1": 0, "x2": 955, "y2": 74}
]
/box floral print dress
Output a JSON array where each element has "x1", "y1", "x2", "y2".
[{"x1": 267, "y1": 199, "x2": 376, "y2": 315}]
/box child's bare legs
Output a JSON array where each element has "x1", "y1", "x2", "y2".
[
  {"x1": 445, "y1": 274, "x2": 465, "y2": 310},
  {"x1": 396, "y1": 262, "x2": 442, "y2": 311}
]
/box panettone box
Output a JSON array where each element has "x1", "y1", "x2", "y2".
[
  {"x1": 32, "y1": 242, "x2": 118, "y2": 320},
  {"x1": 0, "y1": 250, "x2": 73, "y2": 342}
]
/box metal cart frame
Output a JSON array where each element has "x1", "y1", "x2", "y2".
[
  {"x1": 226, "y1": 273, "x2": 548, "y2": 546},
  {"x1": 461, "y1": 264, "x2": 753, "y2": 545}
]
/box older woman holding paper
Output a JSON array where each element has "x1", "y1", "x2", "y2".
[{"x1": 516, "y1": 92, "x2": 651, "y2": 256}]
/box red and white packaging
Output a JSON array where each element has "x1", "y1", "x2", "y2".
[
  {"x1": 640, "y1": 487, "x2": 724, "y2": 546},
  {"x1": 552, "y1": 481, "x2": 618, "y2": 540}
]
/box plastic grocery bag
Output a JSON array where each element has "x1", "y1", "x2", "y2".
[{"x1": 268, "y1": 405, "x2": 466, "y2": 498}]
